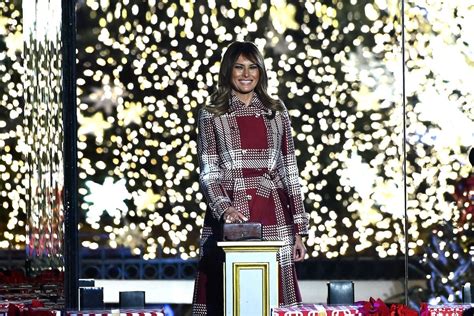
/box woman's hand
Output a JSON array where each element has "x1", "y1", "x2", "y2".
[
  {"x1": 223, "y1": 206, "x2": 248, "y2": 223},
  {"x1": 293, "y1": 235, "x2": 306, "y2": 262}
]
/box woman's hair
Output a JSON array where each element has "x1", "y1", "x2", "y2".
[{"x1": 204, "y1": 41, "x2": 284, "y2": 115}]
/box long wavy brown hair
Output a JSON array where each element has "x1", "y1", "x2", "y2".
[{"x1": 204, "y1": 41, "x2": 284, "y2": 115}]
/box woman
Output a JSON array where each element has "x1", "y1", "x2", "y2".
[{"x1": 192, "y1": 41, "x2": 309, "y2": 315}]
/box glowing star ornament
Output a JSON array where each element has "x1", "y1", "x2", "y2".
[
  {"x1": 77, "y1": 112, "x2": 112, "y2": 141},
  {"x1": 118, "y1": 101, "x2": 146, "y2": 126},
  {"x1": 84, "y1": 177, "x2": 131, "y2": 224},
  {"x1": 270, "y1": 0, "x2": 299, "y2": 34},
  {"x1": 84, "y1": 83, "x2": 126, "y2": 115},
  {"x1": 113, "y1": 224, "x2": 146, "y2": 253},
  {"x1": 132, "y1": 188, "x2": 161, "y2": 213}
]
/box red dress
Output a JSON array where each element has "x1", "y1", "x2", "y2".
[{"x1": 192, "y1": 93, "x2": 309, "y2": 315}]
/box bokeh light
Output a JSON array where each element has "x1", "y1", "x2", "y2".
[
  {"x1": 0, "y1": 0, "x2": 27, "y2": 251},
  {"x1": 0, "y1": 0, "x2": 472, "y2": 261}
]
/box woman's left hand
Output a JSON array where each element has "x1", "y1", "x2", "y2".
[{"x1": 293, "y1": 235, "x2": 306, "y2": 262}]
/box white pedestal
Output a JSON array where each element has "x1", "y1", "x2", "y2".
[{"x1": 217, "y1": 241, "x2": 284, "y2": 316}]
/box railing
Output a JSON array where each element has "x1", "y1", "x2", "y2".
[{"x1": 0, "y1": 248, "x2": 424, "y2": 280}]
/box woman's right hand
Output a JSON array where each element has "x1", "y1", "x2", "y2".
[{"x1": 223, "y1": 206, "x2": 248, "y2": 223}]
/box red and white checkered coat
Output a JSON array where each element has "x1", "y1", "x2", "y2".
[{"x1": 192, "y1": 93, "x2": 309, "y2": 315}]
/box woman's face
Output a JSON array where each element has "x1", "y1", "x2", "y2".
[{"x1": 231, "y1": 54, "x2": 260, "y2": 97}]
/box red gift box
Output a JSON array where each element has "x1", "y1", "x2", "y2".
[
  {"x1": 66, "y1": 309, "x2": 165, "y2": 316},
  {"x1": 27, "y1": 308, "x2": 61, "y2": 316},
  {"x1": 420, "y1": 303, "x2": 474, "y2": 316},
  {"x1": 272, "y1": 304, "x2": 361, "y2": 316}
]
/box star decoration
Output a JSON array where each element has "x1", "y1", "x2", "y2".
[
  {"x1": 84, "y1": 82, "x2": 126, "y2": 115},
  {"x1": 132, "y1": 189, "x2": 161, "y2": 213},
  {"x1": 270, "y1": 1, "x2": 299, "y2": 34},
  {"x1": 112, "y1": 223, "x2": 147, "y2": 253},
  {"x1": 84, "y1": 177, "x2": 131, "y2": 224},
  {"x1": 77, "y1": 112, "x2": 113, "y2": 141},
  {"x1": 118, "y1": 101, "x2": 146, "y2": 126}
]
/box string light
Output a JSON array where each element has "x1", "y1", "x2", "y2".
[{"x1": 0, "y1": 0, "x2": 472, "y2": 261}]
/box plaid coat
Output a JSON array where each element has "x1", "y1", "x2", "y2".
[{"x1": 192, "y1": 93, "x2": 309, "y2": 315}]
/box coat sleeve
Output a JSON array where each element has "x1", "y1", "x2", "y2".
[
  {"x1": 197, "y1": 108, "x2": 232, "y2": 220},
  {"x1": 281, "y1": 108, "x2": 309, "y2": 236}
]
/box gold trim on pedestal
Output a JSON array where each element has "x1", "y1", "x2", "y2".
[
  {"x1": 222, "y1": 246, "x2": 283, "y2": 253},
  {"x1": 223, "y1": 262, "x2": 227, "y2": 315},
  {"x1": 233, "y1": 262, "x2": 269, "y2": 316}
]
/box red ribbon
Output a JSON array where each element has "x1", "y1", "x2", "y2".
[
  {"x1": 389, "y1": 303, "x2": 418, "y2": 316},
  {"x1": 356, "y1": 297, "x2": 390, "y2": 316}
]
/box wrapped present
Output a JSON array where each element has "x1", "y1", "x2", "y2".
[
  {"x1": 0, "y1": 302, "x2": 26, "y2": 310},
  {"x1": 8, "y1": 302, "x2": 26, "y2": 316},
  {"x1": 272, "y1": 304, "x2": 361, "y2": 316},
  {"x1": 27, "y1": 308, "x2": 61, "y2": 316},
  {"x1": 325, "y1": 305, "x2": 362, "y2": 316},
  {"x1": 420, "y1": 303, "x2": 474, "y2": 316},
  {"x1": 66, "y1": 309, "x2": 165, "y2": 316}
]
